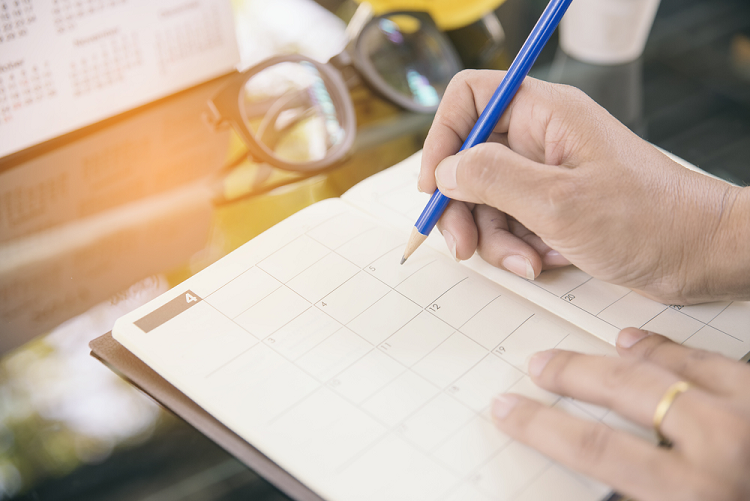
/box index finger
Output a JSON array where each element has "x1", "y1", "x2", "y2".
[{"x1": 419, "y1": 69, "x2": 509, "y2": 194}]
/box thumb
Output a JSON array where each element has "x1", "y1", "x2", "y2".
[{"x1": 435, "y1": 142, "x2": 566, "y2": 217}]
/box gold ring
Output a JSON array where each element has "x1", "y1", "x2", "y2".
[{"x1": 653, "y1": 380, "x2": 691, "y2": 447}]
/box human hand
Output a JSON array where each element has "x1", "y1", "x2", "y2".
[
  {"x1": 490, "y1": 328, "x2": 750, "y2": 501},
  {"x1": 419, "y1": 70, "x2": 750, "y2": 304}
]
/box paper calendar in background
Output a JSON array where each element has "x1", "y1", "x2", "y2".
[{"x1": 0, "y1": 0, "x2": 239, "y2": 158}]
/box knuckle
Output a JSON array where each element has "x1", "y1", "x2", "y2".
[
  {"x1": 540, "y1": 173, "x2": 582, "y2": 223},
  {"x1": 513, "y1": 401, "x2": 544, "y2": 441},
  {"x1": 682, "y1": 347, "x2": 716, "y2": 366},
  {"x1": 684, "y1": 348, "x2": 715, "y2": 363},
  {"x1": 434, "y1": 70, "x2": 479, "y2": 119},
  {"x1": 541, "y1": 351, "x2": 575, "y2": 390},
  {"x1": 557, "y1": 84, "x2": 590, "y2": 104},
  {"x1": 601, "y1": 358, "x2": 642, "y2": 391},
  {"x1": 451, "y1": 68, "x2": 478, "y2": 86},
  {"x1": 442, "y1": 69, "x2": 479, "y2": 102},
  {"x1": 573, "y1": 424, "x2": 613, "y2": 467},
  {"x1": 638, "y1": 335, "x2": 670, "y2": 361},
  {"x1": 673, "y1": 348, "x2": 717, "y2": 377},
  {"x1": 543, "y1": 83, "x2": 591, "y2": 115},
  {"x1": 560, "y1": 85, "x2": 598, "y2": 115}
]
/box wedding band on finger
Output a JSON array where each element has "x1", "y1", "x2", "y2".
[{"x1": 653, "y1": 380, "x2": 692, "y2": 447}]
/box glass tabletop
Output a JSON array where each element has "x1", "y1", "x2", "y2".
[{"x1": 2, "y1": 0, "x2": 749, "y2": 499}]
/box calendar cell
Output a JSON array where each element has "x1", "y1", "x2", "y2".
[
  {"x1": 235, "y1": 286, "x2": 310, "y2": 339},
  {"x1": 412, "y1": 332, "x2": 486, "y2": 389},
  {"x1": 475, "y1": 440, "x2": 550, "y2": 500},
  {"x1": 316, "y1": 271, "x2": 390, "y2": 324},
  {"x1": 348, "y1": 290, "x2": 421, "y2": 345},
  {"x1": 296, "y1": 328, "x2": 371, "y2": 381},
  {"x1": 433, "y1": 414, "x2": 511, "y2": 477},
  {"x1": 361, "y1": 370, "x2": 439, "y2": 427}
]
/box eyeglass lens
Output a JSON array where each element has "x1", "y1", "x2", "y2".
[
  {"x1": 241, "y1": 61, "x2": 346, "y2": 165},
  {"x1": 359, "y1": 14, "x2": 455, "y2": 108}
]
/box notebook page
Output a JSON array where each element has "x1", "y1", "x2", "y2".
[
  {"x1": 114, "y1": 197, "x2": 620, "y2": 501},
  {"x1": 342, "y1": 152, "x2": 750, "y2": 359}
]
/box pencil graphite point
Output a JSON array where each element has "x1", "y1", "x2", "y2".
[{"x1": 402, "y1": 227, "x2": 428, "y2": 265}]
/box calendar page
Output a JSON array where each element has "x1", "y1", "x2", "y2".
[
  {"x1": 0, "y1": 0, "x2": 238, "y2": 158},
  {"x1": 112, "y1": 153, "x2": 750, "y2": 501}
]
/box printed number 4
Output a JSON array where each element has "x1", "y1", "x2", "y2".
[{"x1": 186, "y1": 292, "x2": 198, "y2": 303}]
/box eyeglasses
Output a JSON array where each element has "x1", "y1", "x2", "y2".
[{"x1": 204, "y1": 9, "x2": 462, "y2": 174}]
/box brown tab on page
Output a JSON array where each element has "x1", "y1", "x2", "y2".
[{"x1": 134, "y1": 290, "x2": 201, "y2": 333}]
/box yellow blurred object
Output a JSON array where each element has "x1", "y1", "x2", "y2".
[
  {"x1": 355, "y1": 0, "x2": 507, "y2": 31},
  {"x1": 387, "y1": 14, "x2": 421, "y2": 33}
]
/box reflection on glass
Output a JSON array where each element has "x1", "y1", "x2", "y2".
[
  {"x1": 0, "y1": 278, "x2": 168, "y2": 498},
  {"x1": 406, "y1": 68, "x2": 440, "y2": 108},
  {"x1": 360, "y1": 15, "x2": 452, "y2": 108},
  {"x1": 241, "y1": 62, "x2": 344, "y2": 164},
  {"x1": 547, "y1": 49, "x2": 644, "y2": 136}
]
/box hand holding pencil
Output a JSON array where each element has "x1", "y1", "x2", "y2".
[
  {"x1": 416, "y1": 69, "x2": 750, "y2": 304},
  {"x1": 401, "y1": 0, "x2": 574, "y2": 264}
]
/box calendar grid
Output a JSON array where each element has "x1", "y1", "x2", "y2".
[
  {"x1": 190, "y1": 208, "x2": 613, "y2": 500},
  {"x1": 52, "y1": 0, "x2": 128, "y2": 34},
  {"x1": 518, "y1": 259, "x2": 740, "y2": 342},
  {"x1": 0, "y1": 0, "x2": 36, "y2": 43},
  {"x1": 0, "y1": 60, "x2": 56, "y2": 124},
  {"x1": 526, "y1": 276, "x2": 621, "y2": 330}
]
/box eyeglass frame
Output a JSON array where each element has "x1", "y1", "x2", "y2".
[
  {"x1": 331, "y1": 10, "x2": 463, "y2": 114},
  {"x1": 205, "y1": 54, "x2": 357, "y2": 173},
  {"x1": 204, "y1": 10, "x2": 462, "y2": 173}
]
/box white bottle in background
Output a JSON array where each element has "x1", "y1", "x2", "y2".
[{"x1": 559, "y1": 0, "x2": 661, "y2": 65}]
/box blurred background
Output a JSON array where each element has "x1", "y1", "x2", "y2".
[{"x1": 0, "y1": 0, "x2": 749, "y2": 499}]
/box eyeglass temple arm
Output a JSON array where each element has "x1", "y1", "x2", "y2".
[
  {"x1": 329, "y1": 52, "x2": 362, "y2": 90},
  {"x1": 202, "y1": 100, "x2": 229, "y2": 131},
  {"x1": 345, "y1": 2, "x2": 373, "y2": 43}
]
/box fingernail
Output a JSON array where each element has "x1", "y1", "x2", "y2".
[
  {"x1": 544, "y1": 249, "x2": 568, "y2": 267},
  {"x1": 417, "y1": 170, "x2": 424, "y2": 193},
  {"x1": 502, "y1": 255, "x2": 535, "y2": 280},
  {"x1": 617, "y1": 328, "x2": 651, "y2": 349},
  {"x1": 492, "y1": 394, "x2": 519, "y2": 420},
  {"x1": 528, "y1": 350, "x2": 556, "y2": 378},
  {"x1": 435, "y1": 155, "x2": 459, "y2": 190},
  {"x1": 442, "y1": 230, "x2": 460, "y2": 262}
]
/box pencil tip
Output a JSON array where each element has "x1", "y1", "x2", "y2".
[{"x1": 400, "y1": 256, "x2": 406, "y2": 265}]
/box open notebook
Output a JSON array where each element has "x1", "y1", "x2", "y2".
[{"x1": 97, "y1": 152, "x2": 750, "y2": 501}]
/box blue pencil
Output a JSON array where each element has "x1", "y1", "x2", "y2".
[{"x1": 401, "y1": 0, "x2": 574, "y2": 264}]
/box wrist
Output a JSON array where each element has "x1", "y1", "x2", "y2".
[{"x1": 696, "y1": 185, "x2": 750, "y2": 302}]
